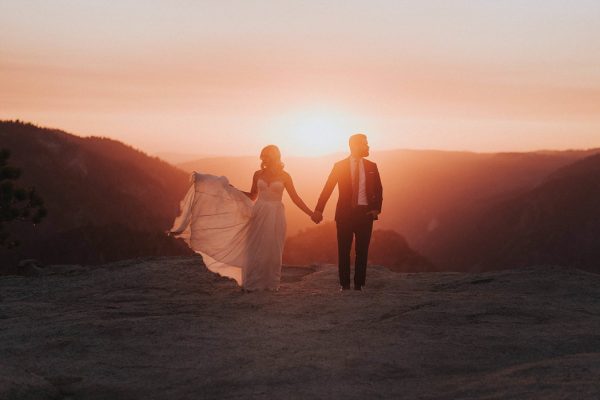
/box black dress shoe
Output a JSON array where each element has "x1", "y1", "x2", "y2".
[
  {"x1": 354, "y1": 286, "x2": 362, "y2": 291},
  {"x1": 340, "y1": 285, "x2": 351, "y2": 291}
]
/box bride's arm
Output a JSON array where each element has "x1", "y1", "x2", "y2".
[
  {"x1": 242, "y1": 171, "x2": 259, "y2": 200},
  {"x1": 283, "y1": 173, "x2": 313, "y2": 217}
]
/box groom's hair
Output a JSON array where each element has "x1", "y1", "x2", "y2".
[{"x1": 349, "y1": 133, "x2": 367, "y2": 147}]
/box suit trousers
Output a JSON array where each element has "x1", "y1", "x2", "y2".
[{"x1": 336, "y1": 206, "x2": 374, "y2": 288}]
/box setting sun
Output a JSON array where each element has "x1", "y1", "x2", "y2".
[{"x1": 267, "y1": 108, "x2": 369, "y2": 157}]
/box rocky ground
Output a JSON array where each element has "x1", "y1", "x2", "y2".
[{"x1": 1, "y1": 256, "x2": 600, "y2": 399}]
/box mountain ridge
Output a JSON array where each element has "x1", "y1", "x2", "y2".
[
  {"x1": 427, "y1": 152, "x2": 600, "y2": 271},
  {"x1": 0, "y1": 120, "x2": 193, "y2": 268}
]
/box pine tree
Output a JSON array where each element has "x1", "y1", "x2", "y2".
[{"x1": 0, "y1": 149, "x2": 47, "y2": 247}]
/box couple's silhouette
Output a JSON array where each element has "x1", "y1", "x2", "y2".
[{"x1": 170, "y1": 134, "x2": 383, "y2": 291}]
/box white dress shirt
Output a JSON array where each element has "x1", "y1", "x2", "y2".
[{"x1": 350, "y1": 156, "x2": 368, "y2": 206}]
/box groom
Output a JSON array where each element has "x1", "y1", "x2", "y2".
[{"x1": 312, "y1": 134, "x2": 383, "y2": 291}]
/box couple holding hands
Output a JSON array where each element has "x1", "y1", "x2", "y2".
[{"x1": 171, "y1": 133, "x2": 383, "y2": 292}]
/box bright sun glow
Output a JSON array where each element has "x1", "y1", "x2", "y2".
[{"x1": 267, "y1": 108, "x2": 368, "y2": 157}]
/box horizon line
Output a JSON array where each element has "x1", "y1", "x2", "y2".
[{"x1": 2, "y1": 119, "x2": 600, "y2": 160}]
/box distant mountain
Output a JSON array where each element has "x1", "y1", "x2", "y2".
[
  {"x1": 283, "y1": 222, "x2": 435, "y2": 272},
  {"x1": 154, "y1": 152, "x2": 213, "y2": 165},
  {"x1": 0, "y1": 120, "x2": 193, "y2": 268},
  {"x1": 428, "y1": 153, "x2": 600, "y2": 271}
]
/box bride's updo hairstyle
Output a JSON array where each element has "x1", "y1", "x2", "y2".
[{"x1": 260, "y1": 145, "x2": 285, "y2": 172}]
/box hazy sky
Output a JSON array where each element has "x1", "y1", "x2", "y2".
[{"x1": 1, "y1": 0, "x2": 600, "y2": 156}]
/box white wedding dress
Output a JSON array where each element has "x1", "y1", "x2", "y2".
[{"x1": 171, "y1": 172, "x2": 286, "y2": 291}]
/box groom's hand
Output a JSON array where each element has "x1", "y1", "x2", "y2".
[
  {"x1": 311, "y1": 211, "x2": 323, "y2": 224},
  {"x1": 366, "y1": 210, "x2": 380, "y2": 220}
]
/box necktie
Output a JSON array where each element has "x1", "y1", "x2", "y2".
[{"x1": 352, "y1": 158, "x2": 359, "y2": 207}]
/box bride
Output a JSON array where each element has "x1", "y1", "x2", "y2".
[{"x1": 170, "y1": 145, "x2": 315, "y2": 291}]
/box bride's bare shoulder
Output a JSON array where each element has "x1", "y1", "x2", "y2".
[{"x1": 281, "y1": 170, "x2": 293, "y2": 182}]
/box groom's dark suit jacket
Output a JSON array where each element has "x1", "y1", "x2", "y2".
[{"x1": 316, "y1": 157, "x2": 383, "y2": 222}]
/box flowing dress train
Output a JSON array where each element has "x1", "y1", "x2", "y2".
[{"x1": 171, "y1": 173, "x2": 286, "y2": 290}]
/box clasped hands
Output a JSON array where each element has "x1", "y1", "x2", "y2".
[{"x1": 311, "y1": 210, "x2": 323, "y2": 224}]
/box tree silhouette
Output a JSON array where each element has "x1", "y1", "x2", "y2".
[{"x1": 0, "y1": 149, "x2": 46, "y2": 247}]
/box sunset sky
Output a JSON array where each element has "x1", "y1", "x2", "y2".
[{"x1": 1, "y1": 0, "x2": 600, "y2": 157}]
